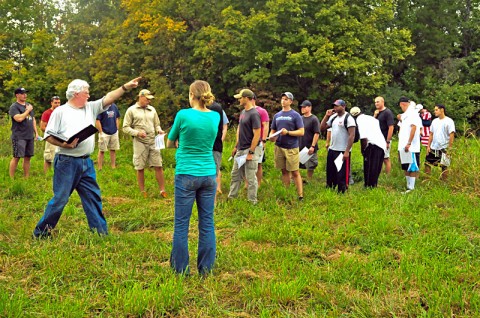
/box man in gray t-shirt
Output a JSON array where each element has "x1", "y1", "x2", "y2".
[
  {"x1": 228, "y1": 89, "x2": 261, "y2": 204},
  {"x1": 8, "y1": 87, "x2": 39, "y2": 178}
]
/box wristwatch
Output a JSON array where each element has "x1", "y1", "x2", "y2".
[{"x1": 248, "y1": 150, "x2": 255, "y2": 154}]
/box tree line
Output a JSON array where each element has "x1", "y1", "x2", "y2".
[{"x1": 1, "y1": 0, "x2": 479, "y2": 131}]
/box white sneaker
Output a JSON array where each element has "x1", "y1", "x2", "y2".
[{"x1": 402, "y1": 189, "x2": 413, "y2": 194}]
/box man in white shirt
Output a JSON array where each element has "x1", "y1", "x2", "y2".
[
  {"x1": 425, "y1": 104, "x2": 456, "y2": 180},
  {"x1": 320, "y1": 99, "x2": 356, "y2": 193},
  {"x1": 397, "y1": 97, "x2": 422, "y2": 193},
  {"x1": 33, "y1": 77, "x2": 141, "y2": 238},
  {"x1": 350, "y1": 107, "x2": 386, "y2": 188}
]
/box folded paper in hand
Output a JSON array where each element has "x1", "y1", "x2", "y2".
[
  {"x1": 46, "y1": 125, "x2": 98, "y2": 144},
  {"x1": 155, "y1": 134, "x2": 165, "y2": 150}
]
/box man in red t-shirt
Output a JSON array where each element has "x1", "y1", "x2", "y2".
[{"x1": 40, "y1": 96, "x2": 61, "y2": 173}]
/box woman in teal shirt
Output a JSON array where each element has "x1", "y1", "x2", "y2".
[{"x1": 167, "y1": 80, "x2": 220, "y2": 275}]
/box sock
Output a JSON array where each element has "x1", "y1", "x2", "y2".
[
  {"x1": 406, "y1": 176, "x2": 410, "y2": 189},
  {"x1": 409, "y1": 177, "x2": 416, "y2": 190}
]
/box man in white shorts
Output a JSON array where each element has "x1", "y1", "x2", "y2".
[{"x1": 96, "y1": 103, "x2": 121, "y2": 169}]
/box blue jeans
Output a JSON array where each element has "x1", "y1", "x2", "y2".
[
  {"x1": 33, "y1": 154, "x2": 107, "y2": 237},
  {"x1": 170, "y1": 174, "x2": 216, "y2": 275}
]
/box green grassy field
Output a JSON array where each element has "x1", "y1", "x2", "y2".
[{"x1": 0, "y1": 118, "x2": 479, "y2": 317}]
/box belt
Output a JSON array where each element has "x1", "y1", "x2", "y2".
[{"x1": 58, "y1": 154, "x2": 90, "y2": 159}]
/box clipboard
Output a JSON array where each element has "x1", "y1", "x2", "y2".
[{"x1": 47, "y1": 125, "x2": 98, "y2": 144}]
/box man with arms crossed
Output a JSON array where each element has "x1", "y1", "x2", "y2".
[
  {"x1": 373, "y1": 96, "x2": 394, "y2": 174},
  {"x1": 96, "y1": 102, "x2": 121, "y2": 170},
  {"x1": 9, "y1": 87, "x2": 39, "y2": 178},
  {"x1": 40, "y1": 96, "x2": 61, "y2": 173},
  {"x1": 123, "y1": 89, "x2": 167, "y2": 198},
  {"x1": 269, "y1": 92, "x2": 304, "y2": 200},
  {"x1": 228, "y1": 89, "x2": 261, "y2": 205},
  {"x1": 33, "y1": 77, "x2": 141, "y2": 238},
  {"x1": 299, "y1": 100, "x2": 320, "y2": 182},
  {"x1": 425, "y1": 104, "x2": 455, "y2": 180}
]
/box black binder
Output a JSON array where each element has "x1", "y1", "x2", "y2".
[{"x1": 47, "y1": 125, "x2": 98, "y2": 144}]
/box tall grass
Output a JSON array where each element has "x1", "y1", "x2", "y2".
[{"x1": 0, "y1": 117, "x2": 479, "y2": 317}]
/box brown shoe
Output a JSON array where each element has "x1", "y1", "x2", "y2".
[{"x1": 160, "y1": 191, "x2": 168, "y2": 198}]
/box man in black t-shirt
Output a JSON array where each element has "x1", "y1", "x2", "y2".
[
  {"x1": 9, "y1": 87, "x2": 39, "y2": 178},
  {"x1": 299, "y1": 100, "x2": 320, "y2": 181},
  {"x1": 373, "y1": 96, "x2": 394, "y2": 174},
  {"x1": 207, "y1": 101, "x2": 228, "y2": 196}
]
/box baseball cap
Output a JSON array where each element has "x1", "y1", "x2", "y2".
[
  {"x1": 281, "y1": 92, "x2": 294, "y2": 100},
  {"x1": 332, "y1": 99, "x2": 346, "y2": 107},
  {"x1": 15, "y1": 87, "x2": 28, "y2": 94},
  {"x1": 138, "y1": 89, "x2": 154, "y2": 99},
  {"x1": 398, "y1": 96, "x2": 409, "y2": 103},
  {"x1": 234, "y1": 89, "x2": 255, "y2": 99},
  {"x1": 300, "y1": 100, "x2": 312, "y2": 107},
  {"x1": 349, "y1": 107, "x2": 361, "y2": 117}
]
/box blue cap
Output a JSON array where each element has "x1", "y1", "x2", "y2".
[{"x1": 332, "y1": 99, "x2": 346, "y2": 107}]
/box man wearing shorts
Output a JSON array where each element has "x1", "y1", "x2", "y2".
[
  {"x1": 425, "y1": 104, "x2": 455, "y2": 180},
  {"x1": 40, "y1": 95, "x2": 61, "y2": 173},
  {"x1": 373, "y1": 96, "x2": 394, "y2": 174},
  {"x1": 9, "y1": 87, "x2": 39, "y2": 178},
  {"x1": 96, "y1": 103, "x2": 121, "y2": 169},
  {"x1": 299, "y1": 100, "x2": 320, "y2": 182},
  {"x1": 397, "y1": 97, "x2": 422, "y2": 193},
  {"x1": 123, "y1": 89, "x2": 167, "y2": 198},
  {"x1": 269, "y1": 92, "x2": 304, "y2": 200}
]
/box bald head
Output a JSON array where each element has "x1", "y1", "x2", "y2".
[{"x1": 375, "y1": 96, "x2": 385, "y2": 111}]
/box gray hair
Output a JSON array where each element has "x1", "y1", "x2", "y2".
[{"x1": 66, "y1": 79, "x2": 90, "y2": 100}]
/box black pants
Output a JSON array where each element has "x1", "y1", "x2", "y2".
[
  {"x1": 363, "y1": 144, "x2": 384, "y2": 188},
  {"x1": 326, "y1": 149, "x2": 349, "y2": 193}
]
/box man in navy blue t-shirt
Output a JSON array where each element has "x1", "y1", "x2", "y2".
[
  {"x1": 269, "y1": 92, "x2": 304, "y2": 200},
  {"x1": 96, "y1": 103, "x2": 121, "y2": 169}
]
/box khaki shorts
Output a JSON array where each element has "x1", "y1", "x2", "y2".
[
  {"x1": 98, "y1": 132, "x2": 120, "y2": 152},
  {"x1": 44, "y1": 141, "x2": 57, "y2": 162},
  {"x1": 133, "y1": 138, "x2": 162, "y2": 170},
  {"x1": 274, "y1": 145, "x2": 299, "y2": 171}
]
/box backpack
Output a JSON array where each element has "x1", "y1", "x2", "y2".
[{"x1": 331, "y1": 112, "x2": 360, "y2": 143}]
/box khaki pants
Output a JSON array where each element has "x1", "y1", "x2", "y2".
[{"x1": 228, "y1": 146, "x2": 261, "y2": 204}]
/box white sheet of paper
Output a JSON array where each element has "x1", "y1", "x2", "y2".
[
  {"x1": 267, "y1": 130, "x2": 282, "y2": 140},
  {"x1": 440, "y1": 152, "x2": 451, "y2": 167},
  {"x1": 334, "y1": 153, "x2": 344, "y2": 172},
  {"x1": 235, "y1": 154, "x2": 247, "y2": 168},
  {"x1": 299, "y1": 147, "x2": 313, "y2": 164},
  {"x1": 399, "y1": 149, "x2": 412, "y2": 164},
  {"x1": 155, "y1": 134, "x2": 165, "y2": 150}
]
